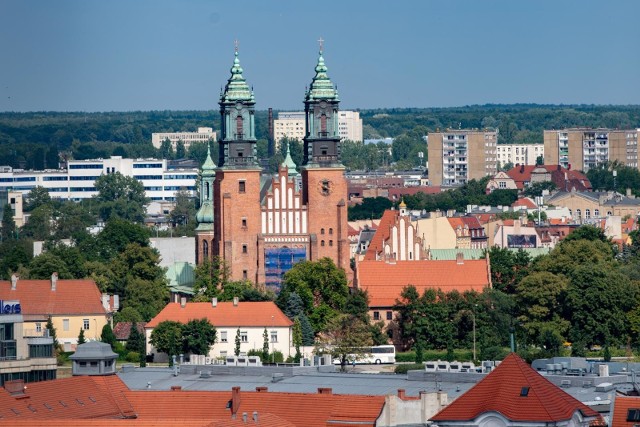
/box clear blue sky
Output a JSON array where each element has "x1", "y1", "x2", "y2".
[{"x1": 1, "y1": 1, "x2": 638, "y2": 112}]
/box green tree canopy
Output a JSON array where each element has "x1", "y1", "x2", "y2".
[
  {"x1": 315, "y1": 314, "x2": 373, "y2": 371},
  {"x1": 100, "y1": 323, "x2": 117, "y2": 350},
  {"x1": 150, "y1": 320, "x2": 183, "y2": 364},
  {"x1": 94, "y1": 172, "x2": 149, "y2": 222},
  {"x1": 181, "y1": 318, "x2": 217, "y2": 356}
]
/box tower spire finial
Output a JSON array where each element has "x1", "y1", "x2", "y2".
[
  {"x1": 318, "y1": 37, "x2": 324, "y2": 53},
  {"x1": 234, "y1": 39, "x2": 239, "y2": 53}
]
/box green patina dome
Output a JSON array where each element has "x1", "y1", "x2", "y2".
[
  {"x1": 220, "y1": 50, "x2": 255, "y2": 103},
  {"x1": 305, "y1": 49, "x2": 339, "y2": 102},
  {"x1": 281, "y1": 142, "x2": 298, "y2": 176},
  {"x1": 196, "y1": 200, "x2": 214, "y2": 225},
  {"x1": 201, "y1": 145, "x2": 216, "y2": 177}
]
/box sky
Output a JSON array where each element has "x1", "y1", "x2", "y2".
[{"x1": 1, "y1": 0, "x2": 638, "y2": 112}]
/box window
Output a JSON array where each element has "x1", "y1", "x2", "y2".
[
  {"x1": 203, "y1": 240, "x2": 208, "y2": 258},
  {"x1": 373, "y1": 311, "x2": 380, "y2": 321},
  {"x1": 35, "y1": 323, "x2": 42, "y2": 333},
  {"x1": 242, "y1": 244, "x2": 248, "y2": 254},
  {"x1": 321, "y1": 228, "x2": 325, "y2": 235},
  {"x1": 240, "y1": 331, "x2": 248, "y2": 343},
  {"x1": 594, "y1": 209, "x2": 599, "y2": 218},
  {"x1": 499, "y1": 181, "x2": 506, "y2": 189},
  {"x1": 83, "y1": 319, "x2": 90, "y2": 330},
  {"x1": 585, "y1": 209, "x2": 590, "y2": 219},
  {"x1": 243, "y1": 270, "x2": 248, "y2": 280},
  {"x1": 241, "y1": 218, "x2": 247, "y2": 228},
  {"x1": 321, "y1": 240, "x2": 325, "y2": 247},
  {"x1": 520, "y1": 387, "x2": 529, "y2": 397},
  {"x1": 627, "y1": 409, "x2": 640, "y2": 422},
  {"x1": 386, "y1": 311, "x2": 393, "y2": 320},
  {"x1": 239, "y1": 181, "x2": 246, "y2": 193},
  {"x1": 220, "y1": 331, "x2": 228, "y2": 342},
  {"x1": 220, "y1": 351, "x2": 227, "y2": 357},
  {"x1": 576, "y1": 209, "x2": 581, "y2": 218},
  {"x1": 63, "y1": 319, "x2": 70, "y2": 331},
  {"x1": 329, "y1": 240, "x2": 333, "y2": 246},
  {"x1": 270, "y1": 331, "x2": 278, "y2": 343},
  {"x1": 329, "y1": 228, "x2": 333, "y2": 235}
]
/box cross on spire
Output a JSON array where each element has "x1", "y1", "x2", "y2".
[
  {"x1": 317, "y1": 37, "x2": 324, "y2": 52},
  {"x1": 234, "y1": 39, "x2": 239, "y2": 53}
]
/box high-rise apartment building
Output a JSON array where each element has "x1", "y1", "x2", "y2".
[
  {"x1": 544, "y1": 128, "x2": 639, "y2": 171},
  {"x1": 273, "y1": 110, "x2": 363, "y2": 150},
  {"x1": 496, "y1": 144, "x2": 544, "y2": 167},
  {"x1": 427, "y1": 130, "x2": 498, "y2": 186},
  {"x1": 151, "y1": 127, "x2": 217, "y2": 151}
]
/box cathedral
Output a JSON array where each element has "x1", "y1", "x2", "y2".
[{"x1": 195, "y1": 44, "x2": 349, "y2": 291}]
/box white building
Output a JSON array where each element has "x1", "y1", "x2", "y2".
[
  {"x1": 273, "y1": 110, "x2": 363, "y2": 149},
  {"x1": 496, "y1": 144, "x2": 544, "y2": 167},
  {"x1": 0, "y1": 157, "x2": 197, "y2": 202},
  {"x1": 145, "y1": 301, "x2": 293, "y2": 360},
  {"x1": 151, "y1": 127, "x2": 216, "y2": 151}
]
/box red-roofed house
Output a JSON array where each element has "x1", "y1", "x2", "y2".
[
  {"x1": 611, "y1": 395, "x2": 640, "y2": 427},
  {"x1": 503, "y1": 164, "x2": 591, "y2": 192},
  {"x1": 430, "y1": 353, "x2": 602, "y2": 427},
  {"x1": 0, "y1": 274, "x2": 111, "y2": 350},
  {"x1": 113, "y1": 322, "x2": 147, "y2": 344},
  {"x1": 145, "y1": 301, "x2": 293, "y2": 359},
  {"x1": 355, "y1": 256, "x2": 491, "y2": 324}
]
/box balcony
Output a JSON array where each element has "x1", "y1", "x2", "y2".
[{"x1": 24, "y1": 329, "x2": 50, "y2": 338}]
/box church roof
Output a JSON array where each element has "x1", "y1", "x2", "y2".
[
  {"x1": 220, "y1": 48, "x2": 254, "y2": 104},
  {"x1": 201, "y1": 145, "x2": 216, "y2": 177},
  {"x1": 305, "y1": 47, "x2": 339, "y2": 102},
  {"x1": 281, "y1": 142, "x2": 298, "y2": 176},
  {"x1": 430, "y1": 353, "x2": 601, "y2": 424}
]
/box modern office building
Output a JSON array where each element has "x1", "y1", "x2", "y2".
[
  {"x1": 427, "y1": 130, "x2": 498, "y2": 187},
  {"x1": 0, "y1": 157, "x2": 197, "y2": 201},
  {"x1": 273, "y1": 110, "x2": 363, "y2": 149},
  {"x1": 496, "y1": 143, "x2": 544, "y2": 167},
  {"x1": 544, "y1": 128, "x2": 639, "y2": 171},
  {"x1": 151, "y1": 127, "x2": 216, "y2": 151}
]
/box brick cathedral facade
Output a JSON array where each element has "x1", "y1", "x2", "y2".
[{"x1": 195, "y1": 46, "x2": 349, "y2": 291}]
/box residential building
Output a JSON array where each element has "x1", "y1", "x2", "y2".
[
  {"x1": 428, "y1": 130, "x2": 498, "y2": 187},
  {"x1": 504, "y1": 164, "x2": 591, "y2": 192},
  {"x1": 544, "y1": 128, "x2": 639, "y2": 171},
  {"x1": 493, "y1": 219, "x2": 541, "y2": 249},
  {"x1": 430, "y1": 353, "x2": 602, "y2": 427},
  {"x1": 0, "y1": 190, "x2": 24, "y2": 227},
  {"x1": 195, "y1": 47, "x2": 350, "y2": 289},
  {"x1": 273, "y1": 110, "x2": 363, "y2": 148},
  {"x1": 113, "y1": 322, "x2": 147, "y2": 345},
  {"x1": 0, "y1": 157, "x2": 197, "y2": 202},
  {"x1": 545, "y1": 190, "x2": 640, "y2": 222},
  {"x1": 0, "y1": 274, "x2": 112, "y2": 351},
  {"x1": 145, "y1": 301, "x2": 293, "y2": 360},
  {"x1": 151, "y1": 127, "x2": 216, "y2": 151},
  {"x1": 496, "y1": 143, "x2": 544, "y2": 167},
  {"x1": 0, "y1": 299, "x2": 57, "y2": 386}
]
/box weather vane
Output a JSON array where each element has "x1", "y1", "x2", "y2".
[
  {"x1": 318, "y1": 37, "x2": 324, "y2": 52},
  {"x1": 234, "y1": 39, "x2": 239, "y2": 53}
]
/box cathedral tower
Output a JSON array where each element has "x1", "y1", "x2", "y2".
[
  {"x1": 301, "y1": 41, "x2": 349, "y2": 272},
  {"x1": 195, "y1": 144, "x2": 215, "y2": 265},
  {"x1": 213, "y1": 45, "x2": 264, "y2": 283}
]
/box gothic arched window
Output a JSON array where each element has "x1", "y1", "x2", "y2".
[{"x1": 203, "y1": 240, "x2": 209, "y2": 258}]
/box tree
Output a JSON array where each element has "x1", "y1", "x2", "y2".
[
  {"x1": 101, "y1": 324, "x2": 117, "y2": 350},
  {"x1": 283, "y1": 292, "x2": 305, "y2": 320},
  {"x1": 24, "y1": 186, "x2": 52, "y2": 212},
  {"x1": 150, "y1": 321, "x2": 183, "y2": 366},
  {"x1": 262, "y1": 328, "x2": 270, "y2": 362},
  {"x1": 299, "y1": 313, "x2": 315, "y2": 346},
  {"x1": 94, "y1": 172, "x2": 149, "y2": 222},
  {"x1": 1, "y1": 204, "x2": 16, "y2": 241},
  {"x1": 20, "y1": 205, "x2": 53, "y2": 240},
  {"x1": 234, "y1": 327, "x2": 241, "y2": 356},
  {"x1": 169, "y1": 190, "x2": 196, "y2": 232},
  {"x1": 175, "y1": 140, "x2": 186, "y2": 159},
  {"x1": 181, "y1": 318, "x2": 217, "y2": 356},
  {"x1": 348, "y1": 197, "x2": 393, "y2": 221},
  {"x1": 315, "y1": 314, "x2": 373, "y2": 372},
  {"x1": 78, "y1": 328, "x2": 86, "y2": 345},
  {"x1": 46, "y1": 316, "x2": 60, "y2": 353},
  {"x1": 563, "y1": 224, "x2": 609, "y2": 243},
  {"x1": 159, "y1": 138, "x2": 174, "y2": 160},
  {"x1": 96, "y1": 218, "x2": 151, "y2": 261},
  {"x1": 292, "y1": 318, "x2": 302, "y2": 363},
  {"x1": 126, "y1": 322, "x2": 146, "y2": 367},
  {"x1": 113, "y1": 306, "x2": 143, "y2": 324},
  {"x1": 28, "y1": 253, "x2": 73, "y2": 279},
  {"x1": 485, "y1": 247, "x2": 532, "y2": 294}
]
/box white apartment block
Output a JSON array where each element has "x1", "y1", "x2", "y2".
[
  {"x1": 273, "y1": 110, "x2": 363, "y2": 149},
  {"x1": 151, "y1": 127, "x2": 216, "y2": 151},
  {"x1": 496, "y1": 144, "x2": 544, "y2": 167},
  {"x1": 0, "y1": 157, "x2": 197, "y2": 202}
]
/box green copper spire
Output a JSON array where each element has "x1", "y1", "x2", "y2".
[
  {"x1": 220, "y1": 44, "x2": 255, "y2": 103},
  {"x1": 201, "y1": 144, "x2": 216, "y2": 177},
  {"x1": 305, "y1": 42, "x2": 339, "y2": 102},
  {"x1": 281, "y1": 141, "x2": 298, "y2": 176}
]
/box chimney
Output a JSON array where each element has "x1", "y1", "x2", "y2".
[
  {"x1": 242, "y1": 413, "x2": 248, "y2": 423},
  {"x1": 233, "y1": 296, "x2": 239, "y2": 306},
  {"x1": 253, "y1": 411, "x2": 259, "y2": 423},
  {"x1": 212, "y1": 297, "x2": 218, "y2": 308},
  {"x1": 318, "y1": 387, "x2": 333, "y2": 395},
  {"x1": 231, "y1": 386, "x2": 241, "y2": 417},
  {"x1": 10, "y1": 274, "x2": 18, "y2": 290},
  {"x1": 255, "y1": 387, "x2": 268, "y2": 392},
  {"x1": 456, "y1": 252, "x2": 464, "y2": 265},
  {"x1": 180, "y1": 297, "x2": 186, "y2": 308},
  {"x1": 171, "y1": 386, "x2": 182, "y2": 391},
  {"x1": 51, "y1": 272, "x2": 58, "y2": 291},
  {"x1": 101, "y1": 294, "x2": 110, "y2": 311},
  {"x1": 397, "y1": 389, "x2": 406, "y2": 399},
  {"x1": 113, "y1": 295, "x2": 120, "y2": 311}
]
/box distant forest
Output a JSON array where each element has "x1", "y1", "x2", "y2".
[{"x1": 1, "y1": 105, "x2": 639, "y2": 170}]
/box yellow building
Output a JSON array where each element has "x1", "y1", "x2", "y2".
[
  {"x1": 546, "y1": 190, "x2": 640, "y2": 221},
  {"x1": 413, "y1": 214, "x2": 457, "y2": 250},
  {"x1": 0, "y1": 274, "x2": 112, "y2": 351}
]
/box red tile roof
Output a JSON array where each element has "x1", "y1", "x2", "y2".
[
  {"x1": 387, "y1": 186, "x2": 441, "y2": 200},
  {"x1": 364, "y1": 210, "x2": 399, "y2": 261},
  {"x1": 506, "y1": 165, "x2": 591, "y2": 191},
  {"x1": 430, "y1": 353, "x2": 601, "y2": 424},
  {"x1": 447, "y1": 217, "x2": 465, "y2": 230},
  {"x1": 611, "y1": 396, "x2": 640, "y2": 427},
  {"x1": 356, "y1": 259, "x2": 491, "y2": 307},
  {"x1": 459, "y1": 216, "x2": 483, "y2": 230},
  {"x1": 113, "y1": 322, "x2": 147, "y2": 341},
  {"x1": 512, "y1": 197, "x2": 538, "y2": 209},
  {"x1": 0, "y1": 376, "x2": 135, "y2": 421},
  {"x1": 146, "y1": 302, "x2": 293, "y2": 329},
  {"x1": 207, "y1": 413, "x2": 295, "y2": 427},
  {"x1": 125, "y1": 388, "x2": 384, "y2": 427},
  {"x1": 0, "y1": 279, "x2": 107, "y2": 317}
]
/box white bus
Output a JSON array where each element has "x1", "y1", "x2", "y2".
[{"x1": 334, "y1": 345, "x2": 396, "y2": 365}]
